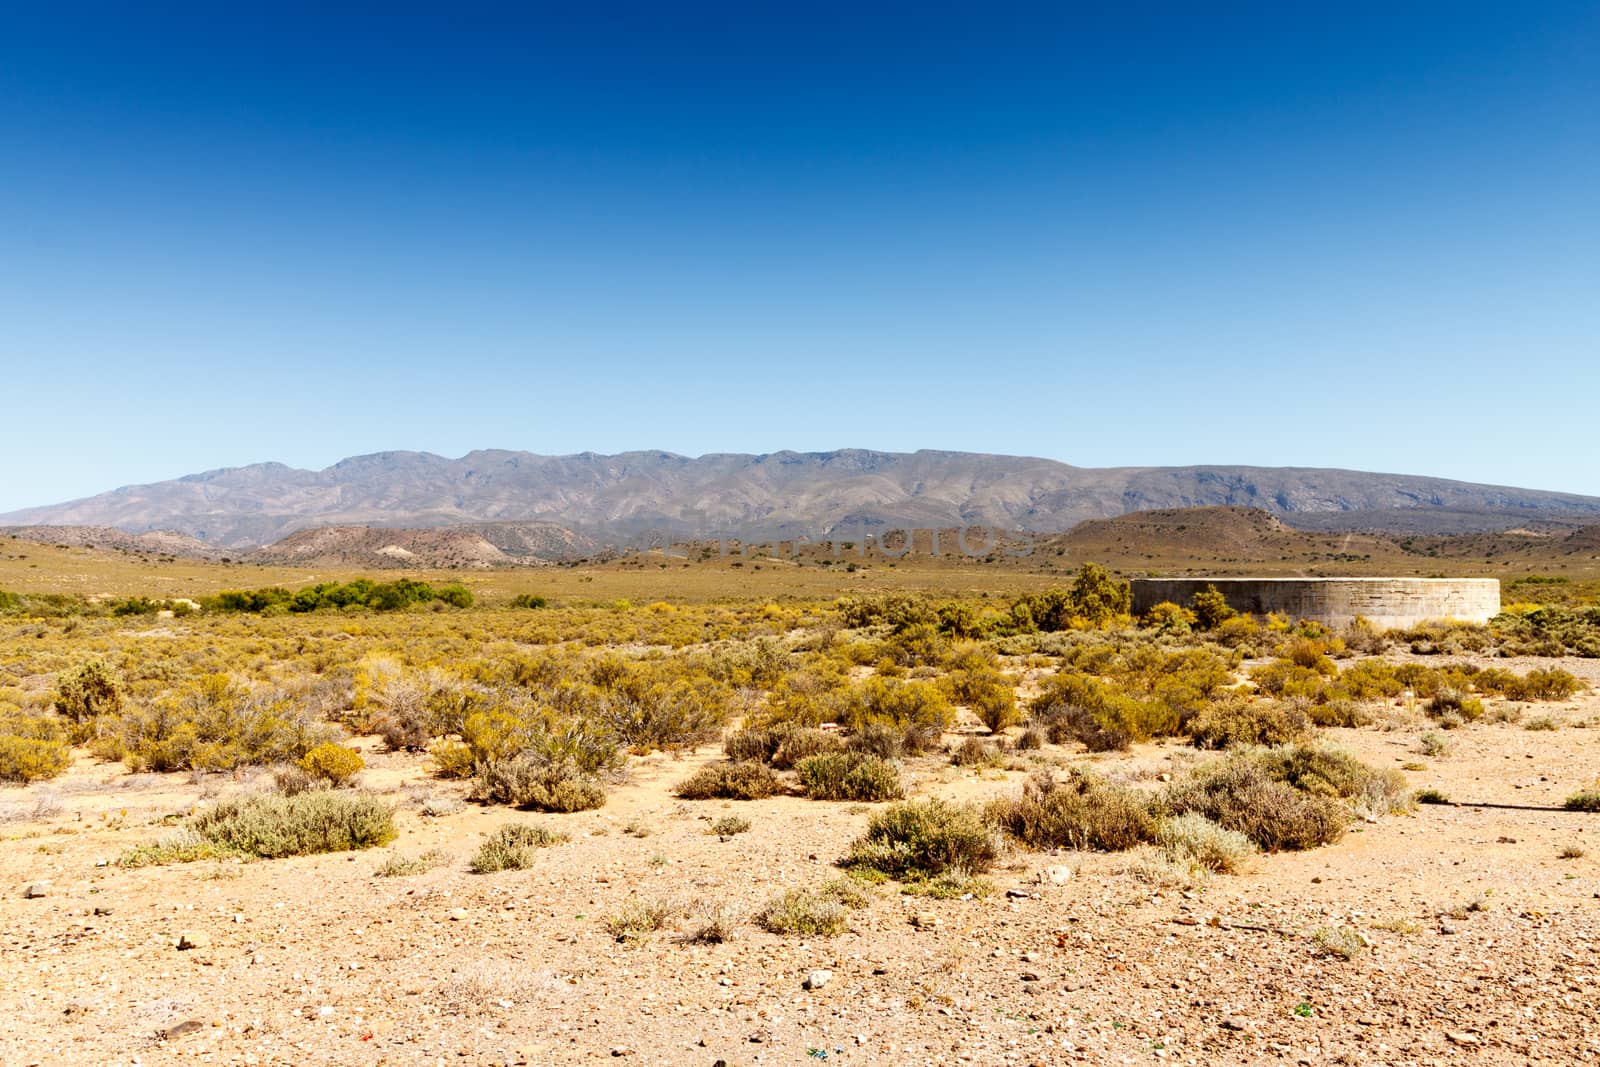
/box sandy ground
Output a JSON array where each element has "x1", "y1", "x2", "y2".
[{"x1": 4, "y1": 659, "x2": 1600, "y2": 1067}]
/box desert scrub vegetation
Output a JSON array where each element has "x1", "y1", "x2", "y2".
[
  {"x1": 795, "y1": 750, "x2": 905, "y2": 801},
  {"x1": 470, "y1": 822, "x2": 567, "y2": 873},
  {"x1": 675, "y1": 761, "x2": 785, "y2": 800},
  {"x1": 202, "y1": 577, "x2": 473, "y2": 614},
  {"x1": 755, "y1": 878, "x2": 871, "y2": 936},
  {"x1": 987, "y1": 770, "x2": 1155, "y2": 852},
  {"x1": 298, "y1": 741, "x2": 364, "y2": 786},
  {"x1": 1155, "y1": 812, "x2": 1257, "y2": 873},
  {"x1": 1564, "y1": 790, "x2": 1600, "y2": 812},
  {"x1": 1158, "y1": 743, "x2": 1403, "y2": 851},
  {"x1": 123, "y1": 790, "x2": 396, "y2": 864},
  {"x1": 844, "y1": 798, "x2": 999, "y2": 881},
  {"x1": 0, "y1": 705, "x2": 70, "y2": 782},
  {"x1": 376, "y1": 848, "x2": 450, "y2": 877},
  {"x1": 605, "y1": 898, "x2": 682, "y2": 944}
]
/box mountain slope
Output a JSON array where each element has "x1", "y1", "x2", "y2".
[{"x1": 4, "y1": 449, "x2": 1599, "y2": 549}]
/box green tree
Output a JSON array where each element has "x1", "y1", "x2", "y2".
[{"x1": 1190, "y1": 585, "x2": 1238, "y2": 630}]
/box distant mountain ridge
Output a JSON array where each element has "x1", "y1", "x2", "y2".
[{"x1": 4, "y1": 448, "x2": 1599, "y2": 549}]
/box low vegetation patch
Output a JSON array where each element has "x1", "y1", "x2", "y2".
[
  {"x1": 470, "y1": 822, "x2": 567, "y2": 872},
  {"x1": 755, "y1": 878, "x2": 870, "y2": 936},
  {"x1": 675, "y1": 761, "x2": 786, "y2": 800},
  {"x1": 987, "y1": 770, "x2": 1155, "y2": 852},
  {"x1": 844, "y1": 798, "x2": 998, "y2": 881},
  {"x1": 121, "y1": 791, "x2": 397, "y2": 865},
  {"x1": 795, "y1": 751, "x2": 904, "y2": 801}
]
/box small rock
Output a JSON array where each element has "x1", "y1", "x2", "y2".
[
  {"x1": 22, "y1": 883, "x2": 48, "y2": 899},
  {"x1": 176, "y1": 932, "x2": 210, "y2": 951},
  {"x1": 803, "y1": 970, "x2": 833, "y2": 991}
]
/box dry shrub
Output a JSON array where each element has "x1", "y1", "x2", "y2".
[
  {"x1": 950, "y1": 736, "x2": 1001, "y2": 767},
  {"x1": 1155, "y1": 813, "x2": 1255, "y2": 873},
  {"x1": 844, "y1": 798, "x2": 998, "y2": 880},
  {"x1": 298, "y1": 742, "x2": 363, "y2": 786},
  {"x1": 470, "y1": 822, "x2": 567, "y2": 873},
  {"x1": 986, "y1": 770, "x2": 1155, "y2": 852},
  {"x1": 795, "y1": 751, "x2": 904, "y2": 801},
  {"x1": 675, "y1": 761, "x2": 785, "y2": 800},
  {"x1": 1162, "y1": 756, "x2": 1347, "y2": 852},
  {"x1": 183, "y1": 791, "x2": 396, "y2": 858},
  {"x1": 605, "y1": 898, "x2": 682, "y2": 943},
  {"x1": 0, "y1": 708, "x2": 70, "y2": 783},
  {"x1": 474, "y1": 754, "x2": 607, "y2": 812},
  {"x1": 1188, "y1": 698, "x2": 1309, "y2": 749},
  {"x1": 755, "y1": 879, "x2": 868, "y2": 936}
]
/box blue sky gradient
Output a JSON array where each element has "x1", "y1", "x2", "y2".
[{"x1": 2, "y1": 3, "x2": 1596, "y2": 511}]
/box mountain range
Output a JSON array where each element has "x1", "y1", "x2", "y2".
[{"x1": 4, "y1": 448, "x2": 1599, "y2": 551}]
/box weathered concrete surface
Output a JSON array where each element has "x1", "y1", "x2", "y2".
[{"x1": 1129, "y1": 577, "x2": 1500, "y2": 629}]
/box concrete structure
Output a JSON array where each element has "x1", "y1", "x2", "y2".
[{"x1": 1129, "y1": 577, "x2": 1500, "y2": 630}]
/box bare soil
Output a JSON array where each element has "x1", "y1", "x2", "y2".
[{"x1": 4, "y1": 659, "x2": 1600, "y2": 1066}]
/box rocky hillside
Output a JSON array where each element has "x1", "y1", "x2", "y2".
[
  {"x1": 245, "y1": 521, "x2": 593, "y2": 569},
  {"x1": 4, "y1": 448, "x2": 1598, "y2": 548},
  {"x1": 0, "y1": 525, "x2": 222, "y2": 560}
]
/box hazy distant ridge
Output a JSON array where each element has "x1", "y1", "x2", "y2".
[{"x1": 4, "y1": 449, "x2": 1598, "y2": 549}]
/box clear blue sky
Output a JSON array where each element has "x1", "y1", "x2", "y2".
[{"x1": 2, "y1": 2, "x2": 1596, "y2": 512}]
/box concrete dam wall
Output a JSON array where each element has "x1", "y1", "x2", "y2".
[{"x1": 1128, "y1": 577, "x2": 1501, "y2": 630}]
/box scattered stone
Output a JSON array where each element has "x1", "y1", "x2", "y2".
[
  {"x1": 803, "y1": 970, "x2": 833, "y2": 991},
  {"x1": 176, "y1": 932, "x2": 210, "y2": 951},
  {"x1": 159, "y1": 1019, "x2": 206, "y2": 1041}
]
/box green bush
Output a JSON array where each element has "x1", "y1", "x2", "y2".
[
  {"x1": 986, "y1": 770, "x2": 1156, "y2": 852},
  {"x1": 471, "y1": 822, "x2": 567, "y2": 873},
  {"x1": 795, "y1": 751, "x2": 904, "y2": 801},
  {"x1": 844, "y1": 798, "x2": 998, "y2": 879},
  {"x1": 1190, "y1": 585, "x2": 1237, "y2": 630},
  {"x1": 183, "y1": 791, "x2": 396, "y2": 858},
  {"x1": 675, "y1": 761, "x2": 786, "y2": 800}
]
